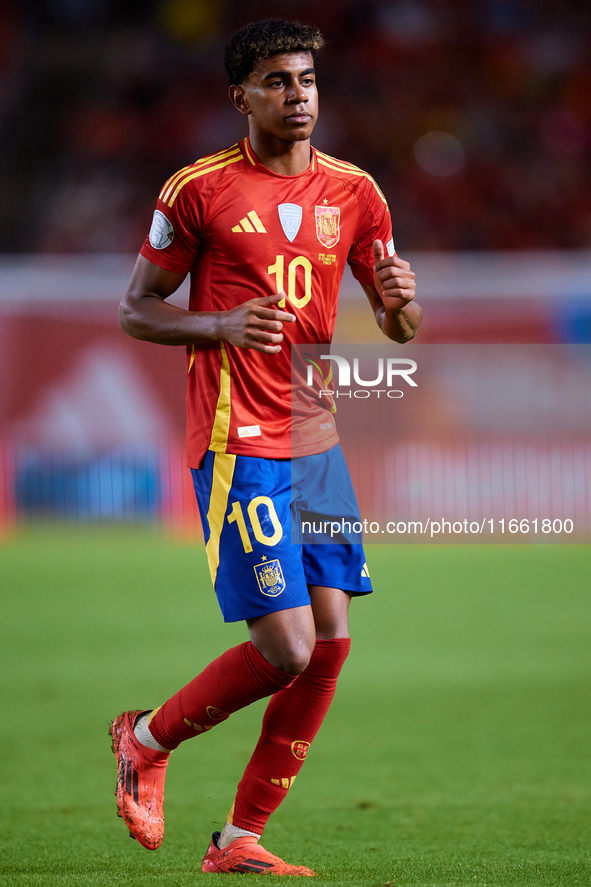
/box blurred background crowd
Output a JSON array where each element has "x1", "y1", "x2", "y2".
[
  {"x1": 1, "y1": 0, "x2": 590, "y2": 253},
  {"x1": 1, "y1": 0, "x2": 591, "y2": 531}
]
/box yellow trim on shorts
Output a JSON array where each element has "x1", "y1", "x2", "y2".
[{"x1": 205, "y1": 453, "x2": 236, "y2": 586}]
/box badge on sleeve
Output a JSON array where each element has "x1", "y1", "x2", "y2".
[
  {"x1": 386, "y1": 238, "x2": 395, "y2": 257},
  {"x1": 149, "y1": 210, "x2": 175, "y2": 249}
]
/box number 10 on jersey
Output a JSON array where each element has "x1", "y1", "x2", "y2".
[{"x1": 268, "y1": 255, "x2": 312, "y2": 309}]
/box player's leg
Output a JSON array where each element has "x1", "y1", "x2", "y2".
[
  {"x1": 134, "y1": 452, "x2": 317, "y2": 747},
  {"x1": 211, "y1": 446, "x2": 370, "y2": 848},
  {"x1": 245, "y1": 599, "x2": 316, "y2": 673},
  {"x1": 309, "y1": 583, "x2": 351, "y2": 639},
  {"x1": 211, "y1": 587, "x2": 350, "y2": 843},
  {"x1": 200, "y1": 600, "x2": 326, "y2": 876},
  {"x1": 109, "y1": 639, "x2": 300, "y2": 850},
  {"x1": 110, "y1": 451, "x2": 313, "y2": 852},
  {"x1": 202, "y1": 588, "x2": 350, "y2": 874},
  {"x1": 208, "y1": 446, "x2": 373, "y2": 864}
]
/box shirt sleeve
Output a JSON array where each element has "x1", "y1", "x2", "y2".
[
  {"x1": 347, "y1": 176, "x2": 395, "y2": 288},
  {"x1": 140, "y1": 175, "x2": 202, "y2": 274}
]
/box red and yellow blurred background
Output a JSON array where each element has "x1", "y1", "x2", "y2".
[{"x1": 1, "y1": 0, "x2": 590, "y2": 534}]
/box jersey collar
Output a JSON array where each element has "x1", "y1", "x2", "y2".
[{"x1": 240, "y1": 137, "x2": 317, "y2": 176}]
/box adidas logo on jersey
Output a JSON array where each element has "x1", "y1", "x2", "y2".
[
  {"x1": 232, "y1": 211, "x2": 266, "y2": 233},
  {"x1": 361, "y1": 563, "x2": 370, "y2": 578}
]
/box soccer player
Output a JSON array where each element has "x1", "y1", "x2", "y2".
[{"x1": 111, "y1": 18, "x2": 421, "y2": 876}]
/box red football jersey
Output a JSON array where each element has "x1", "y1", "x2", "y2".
[{"x1": 140, "y1": 137, "x2": 393, "y2": 466}]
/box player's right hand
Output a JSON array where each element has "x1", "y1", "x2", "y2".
[{"x1": 217, "y1": 292, "x2": 295, "y2": 354}]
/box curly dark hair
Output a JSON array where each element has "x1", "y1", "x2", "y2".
[{"x1": 224, "y1": 18, "x2": 325, "y2": 86}]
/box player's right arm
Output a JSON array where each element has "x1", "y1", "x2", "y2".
[{"x1": 119, "y1": 255, "x2": 295, "y2": 355}]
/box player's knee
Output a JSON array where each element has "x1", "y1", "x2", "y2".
[{"x1": 268, "y1": 642, "x2": 314, "y2": 676}]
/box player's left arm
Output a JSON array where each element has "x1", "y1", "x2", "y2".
[{"x1": 361, "y1": 240, "x2": 422, "y2": 343}]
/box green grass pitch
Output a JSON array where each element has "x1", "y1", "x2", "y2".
[{"x1": 1, "y1": 526, "x2": 590, "y2": 886}]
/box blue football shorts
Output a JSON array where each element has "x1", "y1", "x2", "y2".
[{"x1": 191, "y1": 444, "x2": 373, "y2": 623}]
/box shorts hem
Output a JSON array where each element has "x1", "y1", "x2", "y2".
[{"x1": 220, "y1": 597, "x2": 312, "y2": 624}]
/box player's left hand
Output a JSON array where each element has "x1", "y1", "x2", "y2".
[{"x1": 372, "y1": 240, "x2": 416, "y2": 311}]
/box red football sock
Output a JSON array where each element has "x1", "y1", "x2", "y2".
[
  {"x1": 149, "y1": 642, "x2": 297, "y2": 751},
  {"x1": 229, "y1": 637, "x2": 351, "y2": 834}
]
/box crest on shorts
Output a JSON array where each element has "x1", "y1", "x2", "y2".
[
  {"x1": 278, "y1": 203, "x2": 302, "y2": 242},
  {"x1": 254, "y1": 559, "x2": 285, "y2": 597},
  {"x1": 315, "y1": 205, "x2": 340, "y2": 248}
]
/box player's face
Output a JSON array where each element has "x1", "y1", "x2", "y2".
[{"x1": 235, "y1": 52, "x2": 318, "y2": 143}]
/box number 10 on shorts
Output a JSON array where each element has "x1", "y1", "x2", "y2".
[{"x1": 227, "y1": 497, "x2": 283, "y2": 553}]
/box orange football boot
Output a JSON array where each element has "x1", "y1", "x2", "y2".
[
  {"x1": 202, "y1": 831, "x2": 316, "y2": 876},
  {"x1": 109, "y1": 710, "x2": 169, "y2": 850}
]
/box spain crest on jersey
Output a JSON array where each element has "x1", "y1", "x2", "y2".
[
  {"x1": 254, "y1": 559, "x2": 285, "y2": 597},
  {"x1": 315, "y1": 205, "x2": 340, "y2": 248}
]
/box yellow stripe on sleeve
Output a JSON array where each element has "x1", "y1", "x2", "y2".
[
  {"x1": 315, "y1": 150, "x2": 365, "y2": 173},
  {"x1": 160, "y1": 145, "x2": 241, "y2": 203},
  {"x1": 166, "y1": 154, "x2": 243, "y2": 206},
  {"x1": 317, "y1": 155, "x2": 388, "y2": 204},
  {"x1": 159, "y1": 163, "x2": 193, "y2": 201}
]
